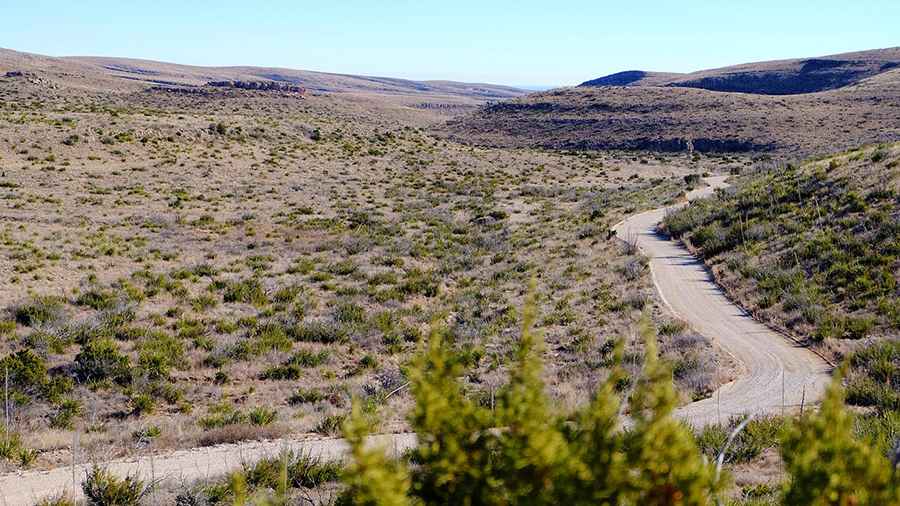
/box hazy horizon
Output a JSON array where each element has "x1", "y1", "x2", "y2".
[{"x1": 3, "y1": 0, "x2": 899, "y2": 86}]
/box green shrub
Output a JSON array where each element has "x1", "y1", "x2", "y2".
[
  {"x1": 82, "y1": 466, "x2": 150, "y2": 506},
  {"x1": 199, "y1": 402, "x2": 246, "y2": 429},
  {"x1": 399, "y1": 268, "x2": 440, "y2": 297},
  {"x1": 339, "y1": 294, "x2": 727, "y2": 505},
  {"x1": 13, "y1": 295, "x2": 66, "y2": 326},
  {"x1": 74, "y1": 338, "x2": 131, "y2": 383},
  {"x1": 49, "y1": 398, "x2": 83, "y2": 429},
  {"x1": 221, "y1": 278, "x2": 268, "y2": 306},
  {"x1": 75, "y1": 289, "x2": 119, "y2": 311},
  {"x1": 291, "y1": 320, "x2": 348, "y2": 344},
  {"x1": 781, "y1": 375, "x2": 898, "y2": 505},
  {"x1": 248, "y1": 406, "x2": 277, "y2": 426},
  {"x1": 35, "y1": 493, "x2": 76, "y2": 506},
  {"x1": 261, "y1": 349, "x2": 329, "y2": 380},
  {"x1": 333, "y1": 300, "x2": 365, "y2": 324},
  {"x1": 137, "y1": 331, "x2": 186, "y2": 380},
  {"x1": 288, "y1": 387, "x2": 326, "y2": 405},
  {"x1": 0, "y1": 349, "x2": 49, "y2": 400}
]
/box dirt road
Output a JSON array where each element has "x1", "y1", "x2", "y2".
[
  {"x1": 614, "y1": 176, "x2": 831, "y2": 426},
  {"x1": 0, "y1": 177, "x2": 831, "y2": 505},
  {"x1": 0, "y1": 433, "x2": 418, "y2": 506}
]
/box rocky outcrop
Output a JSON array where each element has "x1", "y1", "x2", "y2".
[{"x1": 206, "y1": 80, "x2": 305, "y2": 93}]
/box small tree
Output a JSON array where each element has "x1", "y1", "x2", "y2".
[
  {"x1": 337, "y1": 402, "x2": 411, "y2": 506},
  {"x1": 623, "y1": 315, "x2": 724, "y2": 505},
  {"x1": 781, "y1": 371, "x2": 899, "y2": 506}
]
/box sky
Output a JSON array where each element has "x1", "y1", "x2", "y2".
[{"x1": 2, "y1": 1, "x2": 898, "y2": 87}]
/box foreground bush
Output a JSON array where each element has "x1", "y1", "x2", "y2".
[
  {"x1": 338, "y1": 288, "x2": 900, "y2": 506},
  {"x1": 339, "y1": 289, "x2": 724, "y2": 505},
  {"x1": 782, "y1": 370, "x2": 899, "y2": 506}
]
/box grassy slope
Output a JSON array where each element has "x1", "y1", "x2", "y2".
[{"x1": 663, "y1": 143, "x2": 900, "y2": 450}]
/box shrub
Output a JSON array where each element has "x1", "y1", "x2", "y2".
[
  {"x1": 13, "y1": 295, "x2": 65, "y2": 326},
  {"x1": 221, "y1": 278, "x2": 268, "y2": 306},
  {"x1": 82, "y1": 466, "x2": 150, "y2": 506},
  {"x1": 35, "y1": 493, "x2": 76, "y2": 506},
  {"x1": 339, "y1": 294, "x2": 724, "y2": 505},
  {"x1": 248, "y1": 406, "x2": 277, "y2": 426},
  {"x1": 261, "y1": 349, "x2": 329, "y2": 380},
  {"x1": 49, "y1": 398, "x2": 83, "y2": 429},
  {"x1": 291, "y1": 320, "x2": 348, "y2": 344},
  {"x1": 288, "y1": 387, "x2": 326, "y2": 405},
  {"x1": 199, "y1": 402, "x2": 246, "y2": 430},
  {"x1": 781, "y1": 375, "x2": 898, "y2": 505},
  {"x1": 314, "y1": 413, "x2": 346, "y2": 436},
  {"x1": 137, "y1": 331, "x2": 186, "y2": 380},
  {"x1": 74, "y1": 338, "x2": 131, "y2": 383},
  {"x1": 75, "y1": 289, "x2": 118, "y2": 311},
  {"x1": 333, "y1": 300, "x2": 366, "y2": 324},
  {"x1": 399, "y1": 268, "x2": 439, "y2": 297},
  {"x1": 0, "y1": 349, "x2": 50, "y2": 400}
]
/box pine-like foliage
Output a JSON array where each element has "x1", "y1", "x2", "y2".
[
  {"x1": 781, "y1": 370, "x2": 899, "y2": 506},
  {"x1": 623, "y1": 315, "x2": 724, "y2": 505},
  {"x1": 337, "y1": 402, "x2": 412, "y2": 506},
  {"x1": 340, "y1": 286, "x2": 724, "y2": 505},
  {"x1": 339, "y1": 286, "x2": 898, "y2": 505}
]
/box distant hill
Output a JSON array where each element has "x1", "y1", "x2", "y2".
[
  {"x1": 446, "y1": 48, "x2": 900, "y2": 156},
  {"x1": 580, "y1": 47, "x2": 900, "y2": 95},
  {"x1": 0, "y1": 48, "x2": 526, "y2": 100}
]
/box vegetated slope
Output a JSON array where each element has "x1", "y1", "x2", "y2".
[
  {"x1": 581, "y1": 47, "x2": 900, "y2": 95},
  {"x1": 0, "y1": 48, "x2": 525, "y2": 100},
  {"x1": 662, "y1": 143, "x2": 900, "y2": 445},
  {"x1": 444, "y1": 68, "x2": 900, "y2": 156}
]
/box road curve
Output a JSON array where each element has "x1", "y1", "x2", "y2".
[
  {"x1": 614, "y1": 176, "x2": 831, "y2": 426},
  {"x1": 0, "y1": 177, "x2": 831, "y2": 505}
]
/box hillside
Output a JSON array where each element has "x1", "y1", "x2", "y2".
[
  {"x1": 0, "y1": 48, "x2": 525, "y2": 101},
  {"x1": 662, "y1": 143, "x2": 900, "y2": 454},
  {"x1": 662, "y1": 142, "x2": 899, "y2": 358},
  {"x1": 581, "y1": 47, "x2": 900, "y2": 95},
  {"x1": 444, "y1": 67, "x2": 900, "y2": 156}
]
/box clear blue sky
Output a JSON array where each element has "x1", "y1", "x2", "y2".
[{"x1": 3, "y1": 1, "x2": 897, "y2": 86}]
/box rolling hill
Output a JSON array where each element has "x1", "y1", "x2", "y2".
[
  {"x1": 581, "y1": 47, "x2": 900, "y2": 95},
  {"x1": 445, "y1": 48, "x2": 900, "y2": 156},
  {"x1": 0, "y1": 48, "x2": 525, "y2": 100}
]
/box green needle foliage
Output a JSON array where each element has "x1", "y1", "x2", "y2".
[
  {"x1": 781, "y1": 370, "x2": 899, "y2": 506},
  {"x1": 339, "y1": 285, "x2": 726, "y2": 505},
  {"x1": 624, "y1": 315, "x2": 724, "y2": 505},
  {"x1": 338, "y1": 402, "x2": 412, "y2": 506}
]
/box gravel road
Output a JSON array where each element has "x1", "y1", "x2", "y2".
[{"x1": 615, "y1": 176, "x2": 830, "y2": 426}]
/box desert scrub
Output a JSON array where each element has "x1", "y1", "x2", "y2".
[
  {"x1": 219, "y1": 277, "x2": 268, "y2": 306},
  {"x1": 81, "y1": 466, "x2": 150, "y2": 506},
  {"x1": 260, "y1": 349, "x2": 329, "y2": 380},
  {"x1": 662, "y1": 144, "x2": 899, "y2": 342},
  {"x1": 695, "y1": 415, "x2": 787, "y2": 464},
  {"x1": 12, "y1": 295, "x2": 66, "y2": 326},
  {"x1": 74, "y1": 337, "x2": 131, "y2": 384},
  {"x1": 0, "y1": 349, "x2": 72, "y2": 403}
]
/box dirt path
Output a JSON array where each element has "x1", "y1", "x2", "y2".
[
  {"x1": 614, "y1": 176, "x2": 831, "y2": 426},
  {"x1": 0, "y1": 177, "x2": 831, "y2": 505},
  {"x1": 0, "y1": 433, "x2": 418, "y2": 506}
]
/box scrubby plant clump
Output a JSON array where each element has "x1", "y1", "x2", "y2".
[{"x1": 781, "y1": 371, "x2": 899, "y2": 506}]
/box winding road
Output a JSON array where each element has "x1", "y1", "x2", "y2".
[
  {"x1": 614, "y1": 176, "x2": 830, "y2": 426},
  {"x1": 0, "y1": 177, "x2": 831, "y2": 506}
]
